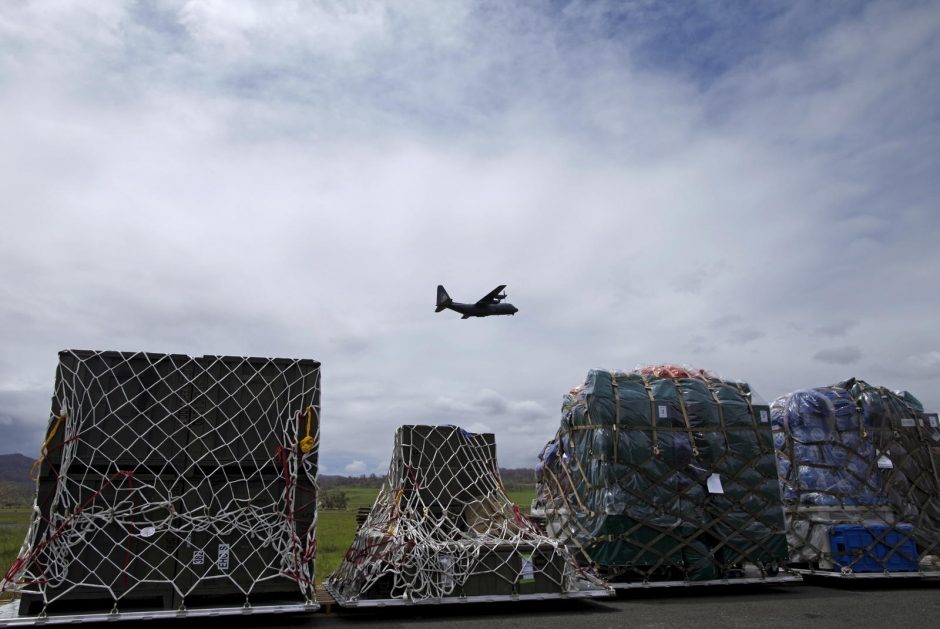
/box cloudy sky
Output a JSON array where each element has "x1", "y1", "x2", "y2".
[{"x1": 1, "y1": 1, "x2": 939, "y2": 474}]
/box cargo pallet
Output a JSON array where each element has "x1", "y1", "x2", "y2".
[
  {"x1": 324, "y1": 580, "x2": 612, "y2": 608},
  {"x1": 0, "y1": 350, "x2": 322, "y2": 627},
  {"x1": 0, "y1": 598, "x2": 318, "y2": 627},
  {"x1": 793, "y1": 567, "x2": 940, "y2": 580},
  {"x1": 608, "y1": 573, "x2": 802, "y2": 589}
]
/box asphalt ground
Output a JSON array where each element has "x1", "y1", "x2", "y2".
[{"x1": 125, "y1": 579, "x2": 940, "y2": 629}]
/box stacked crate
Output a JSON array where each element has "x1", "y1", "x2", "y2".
[
  {"x1": 11, "y1": 350, "x2": 319, "y2": 616},
  {"x1": 327, "y1": 425, "x2": 609, "y2": 605}
]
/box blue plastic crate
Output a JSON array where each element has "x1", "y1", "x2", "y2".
[{"x1": 829, "y1": 524, "x2": 919, "y2": 572}]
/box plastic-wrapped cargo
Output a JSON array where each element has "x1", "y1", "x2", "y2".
[
  {"x1": 534, "y1": 366, "x2": 791, "y2": 585},
  {"x1": 772, "y1": 379, "x2": 940, "y2": 575},
  {"x1": 326, "y1": 425, "x2": 611, "y2": 606},
  {"x1": 0, "y1": 350, "x2": 320, "y2": 624}
]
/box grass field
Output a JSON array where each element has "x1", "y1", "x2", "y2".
[
  {"x1": 0, "y1": 484, "x2": 537, "y2": 586},
  {"x1": 0, "y1": 509, "x2": 31, "y2": 579}
]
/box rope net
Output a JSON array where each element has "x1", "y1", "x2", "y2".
[
  {"x1": 535, "y1": 366, "x2": 788, "y2": 583},
  {"x1": 2, "y1": 350, "x2": 320, "y2": 614},
  {"x1": 327, "y1": 425, "x2": 606, "y2": 604},
  {"x1": 772, "y1": 379, "x2": 940, "y2": 573}
]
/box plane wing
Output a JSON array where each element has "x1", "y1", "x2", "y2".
[{"x1": 474, "y1": 285, "x2": 507, "y2": 307}]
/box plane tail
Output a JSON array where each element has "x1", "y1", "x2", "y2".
[{"x1": 435, "y1": 285, "x2": 452, "y2": 312}]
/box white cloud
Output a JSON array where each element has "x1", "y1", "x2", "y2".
[
  {"x1": 343, "y1": 460, "x2": 367, "y2": 475},
  {"x1": 0, "y1": 1, "x2": 938, "y2": 474}
]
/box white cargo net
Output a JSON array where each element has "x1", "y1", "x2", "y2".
[
  {"x1": 327, "y1": 425, "x2": 606, "y2": 604},
  {"x1": 1, "y1": 350, "x2": 320, "y2": 615}
]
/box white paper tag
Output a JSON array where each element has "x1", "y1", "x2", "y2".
[
  {"x1": 901, "y1": 418, "x2": 917, "y2": 427},
  {"x1": 707, "y1": 473, "x2": 724, "y2": 494},
  {"x1": 759, "y1": 410, "x2": 769, "y2": 424},
  {"x1": 658, "y1": 405, "x2": 668, "y2": 419},
  {"x1": 929, "y1": 415, "x2": 938, "y2": 429},
  {"x1": 138, "y1": 526, "x2": 156, "y2": 538},
  {"x1": 192, "y1": 550, "x2": 205, "y2": 565},
  {"x1": 878, "y1": 455, "x2": 894, "y2": 469},
  {"x1": 217, "y1": 544, "x2": 230, "y2": 571},
  {"x1": 520, "y1": 553, "x2": 535, "y2": 584},
  {"x1": 440, "y1": 554, "x2": 454, "y2": 589}
]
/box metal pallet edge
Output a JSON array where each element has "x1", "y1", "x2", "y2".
[
  {"x1": 793, "y1": 568, "x2": 940, "y2": 580},
  {"x1": 324, "y1": 581, "x2": 613, "y2": 608},
  {"x1": 0, "y1": 601, "x2": 319, "y2": 626},
  {"x1": 610, "y1": 573, "x2": 803, "y2": 589}
]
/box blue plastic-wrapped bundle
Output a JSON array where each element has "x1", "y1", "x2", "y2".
[{"x1": 772, "y1": 379, "x2": 940, "y2": 573}]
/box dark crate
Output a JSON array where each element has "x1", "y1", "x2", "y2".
[
  {"x1": 171, "y1": 473, "x2": 311, "y2": 603},
  {"x1": 396, "y1": 426, "x2": 498, "y2": 508},
  {"x1": 461, "y1": 546, "x2": 518, "y2": 597},
  {"x1": 19, "y1": 473, "x2": 181, "y2": 615},
  {"x1": 42, "y1": 351, "x2": 195, "y2": 475},
  {"x1": 186, "y1": 356, "x2": 320, "y2": 470},
  {"x1": 516, "y1": 544, "x2": 567, "y2": 595}
]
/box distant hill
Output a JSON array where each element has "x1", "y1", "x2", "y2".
[
  {"x1": 0, "y1": 454, "x2": 35, "y2": 507},
  {"x1": 320, "y1": 467, "x2": 536, "y2": 491},
  {"x1": 0, "y1": 454, "x2": 33, "y2": 483}
]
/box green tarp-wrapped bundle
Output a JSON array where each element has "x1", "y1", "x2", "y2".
[{"x1": 535, "y1": 366, "x2": 788, "y2": 582}]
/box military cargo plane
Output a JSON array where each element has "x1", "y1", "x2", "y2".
[{"x1": 435, "y1": 285, "x2": 518, "y2": 319}]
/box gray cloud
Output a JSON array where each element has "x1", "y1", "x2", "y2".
[
  {"x1": 727, "y1": 328, "x2": 766, "y2": 346},
  {"x1": 813, "y1": 346, "x2": 863, "y2": 365},
  {"x1": 813, "y1": 320, "x2": 859, "y2": 337}
]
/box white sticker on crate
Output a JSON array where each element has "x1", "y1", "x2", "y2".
[
  {"x1": 658, "y1": 405, "x2": 668, "y2": 419},
  {"x1": 759, "y1": 410, "x2": 769, "y2": 424},
  {"x1": 930, "y1": 415, "x2": 939, "y2": 429},
  {"x1": 520, "y1": 553, "x2": 535, "y2": 584},
  {"x1": 901, "y1": 418, "x2": 917, "y2": 427},
  {"x1": 440, "y1": 554, "x2": 454, "y2": 590},
  {"x1": 217, "y1": 544, "x2": 230, "y2": 571},
  {"x1": 192, "y1": 550, "x2": 205, "y2": 565},
  {"x1": 707, "y1": 473, "x2": 724, "y2": 494}
]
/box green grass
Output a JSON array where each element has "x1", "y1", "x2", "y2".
[
  {"x1": 505, "y1": 487, "x2": 536, "y2": 510},
  {"x1": 0, "y1": 509, "x2": 31, "y2": 580},
  {"x1": 315, "y1": 487, "x2": 379, "y2": 578}
]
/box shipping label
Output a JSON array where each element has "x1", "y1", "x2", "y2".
[
  {"x1": 217, "y1": 544, "x2": 230, "y2": 571},
  {"x1": 192, "y1": 550, "x2": 205, "y2": 565},
  {"x1": 520, "y1": 553, "x2": 535, "y2": 584},
  {"x1": 707, "y1": 473, "x2": 724, "y2": 494}
]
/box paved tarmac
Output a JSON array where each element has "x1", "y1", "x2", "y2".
[{"x1": 133, "y1": 579, "x2": 939, "y2": 629}]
